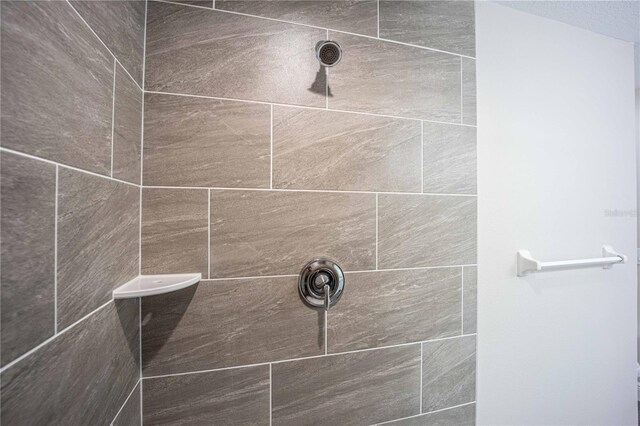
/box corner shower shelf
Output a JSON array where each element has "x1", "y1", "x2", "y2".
[{"x1": 112, "y1": 273, "x2": 202, "y2": 299}]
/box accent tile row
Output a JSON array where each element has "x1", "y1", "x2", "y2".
[{"x1": 142, "y1": 337, "x2": 476, "y2": 425}]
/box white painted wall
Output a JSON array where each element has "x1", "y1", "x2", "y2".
[{"x1": 476, "y1": 3, "x2": 637, "y2": 425}]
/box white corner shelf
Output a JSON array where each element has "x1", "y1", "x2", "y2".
[{"x1": 112, "y1": 273, "x2": 202, "y2": 299}]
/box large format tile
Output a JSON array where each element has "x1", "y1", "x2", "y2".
[
  {"x1": 383, "y1": 403, "x2": 475, "y2": 426},
  {"x1": 142, "y1": 188, "x2": 209, "y2": 276},
  {"x1": 273, "y1": 106, "x2": 421, "y2": 192},
  {"x1": 113, "y1": 382, "x2": 141, "y2": 426},
  {"x1": 328, "y1": 269, "x2": 461, "y2": 352},
  {"x1": 210, "y1": 190, "x2": 376, "y2": 277},
  {"x1": 144, "y1": 366, "x2": 270, "y2": 425},
  {"x1": 1, "y1": 1, "x2": 113, "y2": 174},
  {"x1": 378, "y1": 194, "x2": 476, "y2": 268},
  {"x1": 0, "y1": 300, "x2": 139, "y2": 425},
  {"x1": 328, "y1": 32, "x2": 461, "y2": 122},
  {"x1": 272, "y1": 345, "x2": 421, "y2": 425},
  {"x1": 462, "y1": 58, "x2": 477, "y2": 125},
  {"x1": 143, "y1": 93, "x2": 270, "y2": 188},
  {"x1": 216, "y1": 0, "x2": 378, "y2": 36},
  {"x1": 142, "y1": 278, "x2": 322, "y2": 375},
  {"x1": 113, "y1": 63, "x2": 142, "y2": 184},
  {"x1": 70, "y1": 0, "x2": 146, "y2": 85},
  {"x1": 57, "y1": 168, "x2": 139, "y2": 329},
  {"x1": 463, "y1": 266, "x2": 477, "y2": 334},
  {"x1": 422, "y1": 122, "x2": 476, "y2": 194},
  {"x1": 145, "y1": 1, "x2": 325, "y2": 106},
  {"x1": 0, "y1": 153, "x2": 55, "y2": 367},
  {"x1": 379, "y1": 1, "x2": 475, "y2": 57},
  {"x1": 422, "y1": 336, "x2": 476, "y2": 412}
]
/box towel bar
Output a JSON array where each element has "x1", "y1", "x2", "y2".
[{"x1": 516, "y1": 245, "x2": 626, "y2": 277}]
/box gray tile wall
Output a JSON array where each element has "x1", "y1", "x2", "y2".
[
  {"x1": 1, "y1": 0, "x2": 145, "y2": 424},
  {"x1": 140, "y1": 1, "x2": 477, "y2": 424}
]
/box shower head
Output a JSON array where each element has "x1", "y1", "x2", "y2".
[{"x1": 315, "y1": 40, "x2": 342, "y2": 67}]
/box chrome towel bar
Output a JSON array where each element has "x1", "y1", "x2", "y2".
[{"x1": 516, "y1": 245, "x2": 626, "y2": 277}]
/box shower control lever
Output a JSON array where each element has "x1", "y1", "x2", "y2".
[
  {"x1": 298, "y1": 258, "x2": 345, "y2": 310},
  {"x1": 324, "y1": 284, "x2": 331, "y2": 311}
]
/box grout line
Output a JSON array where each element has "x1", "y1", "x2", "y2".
[
  {"x1": 375, "y1": 193, "x2": 379, "y2": 270},
  {"x1": 0, "y1": 300, "x2": 113, "y2": 374},
  {"x1": 142, "y1": 334, "x2": 477, "y2": 380},
  {"x1": 270, "y1": 105, "x2": 273, "y2": 189},
  {"x1": 153, "y1": 0, "x2": 475, "y2": 60},
  {"x1": 109, "y1": 378, "x2": 141, "y2": 426},
  {"x1": 139, "y1": 379, "x2": 144, "y2": 426},
  {"x1": 461, "y1": 267, "x2": 464, "y2": 335},
  {"x1": 110, "y1": 61, "x2": 117, "y2": 177},
  {"x1": 139, "y1": 290, "x2": 143, "y2": 420},
  {"x1": 421, "y1": 121, "x2": 424, "y2": 193},
  {"x1": 142, "y1": 0, "x2": 148, "y2": 90},
  {"x1": 208, "y1": 189, "x2": 211, "y2": 279},
  {"x1": 141, "y1": 184, "x2": 477, "y2": 197},
  {"x1": 419, "y1": 343, "x2": 423, "y2": 413},
  {"x1": 66, "y1": 0, "x2": 143, "y2": 92},
  {"x1": 377, "y1": 401, "x2": 476, "y2": 425},
  {"x1": 198, "y1": 265, "x2": 479, "y2": 283},
  {"x1": 139, "y1": 297, "x2": 143, "y2": 377},
  {"x1": 139, "y1": 63, "x2": 146, "y2": 276},
  {"x1": 54, "y1": 166, "x2": 59, "y2": 334},
  {"x1": 269, "y1": 364, "x2": 273, "y2": 426},
  {"x1": 143, "y1": 90, "x2": 477, "y2": 128},
  {"x1": 377, "y1": 0, "x2": 380, "y2": 38},
  {"x1": 0, "y1": 148, "x2": 141, "y2": 189},
  {"x1": 139, "y1": 187, "x2": 143, "y2": 274},
  {"x1": 460, "y1": 58, "x2": 464, "y2": 124}
]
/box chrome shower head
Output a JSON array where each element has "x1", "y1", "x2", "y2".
[{"x1": 315, "y1": 40, "x2": 342, "y2": 67}]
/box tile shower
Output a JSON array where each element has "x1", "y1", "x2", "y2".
[{"x1": 0, "y1": 1, "x2": 477, "y2": 425}]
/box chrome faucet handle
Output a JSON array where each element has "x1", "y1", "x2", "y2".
[
  {"x1": 298, "y1": 258, "x2": 345, "y2": 310},
  {"x1": 324, "y1": 284, "x2": 331, "y2": 311}
]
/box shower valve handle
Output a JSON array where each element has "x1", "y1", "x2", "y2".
[{"x1": 323, "y1": 284, "x2": 331, "y2": 311}]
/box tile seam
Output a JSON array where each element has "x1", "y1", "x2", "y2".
[
  {"x1": 141, "y1": 334, "x2": 477, "y2": 380},
  {"x1": 461, "y1": 266, "x2": 465, "y2": 335},
  {"x1": 0, "y1": 299, "x2": 113, "y2": 374},
  {"x1": 142, "y1": 90, "x2": 477, "y2": 128},
  {"x1": 144, "y1": 184, "x2": 477, "y2": 197},
  {"x1": 376, "y1": 401, "x2": 477, "y2": 425},
  {"x1": 111, "y1": 60, "x2": 117, "y2": 177},
  {"x1": 208, "y1": 189, "x2": 211, "y2": 279},
  {"x1": 199, "y1": 265, "x2": 479, "y2": 282},
  {"x1": 54, "y1": 166, "x2": 59, "y2": 334},
  {"x1": 0, "y1": 148, "x2": 141, "y2": 189},
  {"x1": 109, "y1": 377, "x2": 142, "y2": 426},
  {"x1": 65, "y1": 0, "x2": 143, "y2": 91}
]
